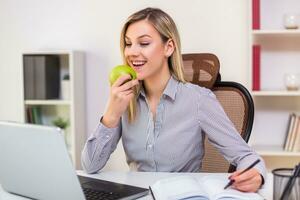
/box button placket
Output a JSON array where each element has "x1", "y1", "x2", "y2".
[
  {"x1": 144, "y1": 102, "x2": 156, "y2": 169},
  {"x1": 154, "y1": 100, "x2": 164, "y2": 139},
  {"x1": 146, "y1": 112, "x2": 155, "y2": 151}
]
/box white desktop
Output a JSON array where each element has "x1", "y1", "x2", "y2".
[{"x1": 0, "y1": 171, "x2": 273, "y2": 200}]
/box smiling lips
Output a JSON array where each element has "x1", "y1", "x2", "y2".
[{"x1": 131, "y1": 60, "x2": 146, "y2": 71}]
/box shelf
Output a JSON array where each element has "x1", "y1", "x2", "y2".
[
  {"x1": 23, "y1": 50, "x2": 75, "y2": 55},
  {"x1": 25, "y1": 100, "x2": 71, "y2": 105},
  {"x1": 251, "y1": 91, "x2": 300, "y2": 96},
  {"x1": 252, "y1": 29, "x2": 300, "y2": 36},
  {"x1": 252, "y1": 145, "x2": 300, "y2": 156}
]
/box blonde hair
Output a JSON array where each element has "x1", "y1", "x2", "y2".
[{"x1": 120, "y1": 7, "x2": 186, "y2": 122}]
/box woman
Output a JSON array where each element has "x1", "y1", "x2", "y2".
[{"x1": 82, "y1": 7, "x2": 266, "y2": 192}]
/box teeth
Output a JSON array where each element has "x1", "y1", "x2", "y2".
[{"x1": 132, "y1": 61, "x2": 146, "y2": 66}]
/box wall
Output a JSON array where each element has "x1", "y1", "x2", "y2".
[{"x1": 0, "y1": 0, "x2": 249, "y2": 171}]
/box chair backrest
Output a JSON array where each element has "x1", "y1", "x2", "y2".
[
  {"x1": 182, "y1": 53, "x2": 220, "y2": 89},
  {"x1": 182, "y1": 53, "x2": 254, "y2": 173}
]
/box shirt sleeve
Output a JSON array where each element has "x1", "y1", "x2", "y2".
[
  {"x1": 197, "y1": 88, "x2": 267, "y2": 182},
  {"x1": 81, "y1": 118, "x2": 122, "y2": 174}
]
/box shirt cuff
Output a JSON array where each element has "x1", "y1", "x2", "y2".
[{"x1": 87, "y1": 118, "x2": 120, "y2": 141}]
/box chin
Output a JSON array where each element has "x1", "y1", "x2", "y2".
[{"x1": 136, "y1": 74, "x2": 144, "y2": 81}]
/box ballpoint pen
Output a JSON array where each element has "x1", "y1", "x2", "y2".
[
  {"x1": 224, "y1": 159, "x2": 261, "y2": 189},
  {"x1": 149, "y1": 186, "x2": 156, "y2": 200}
]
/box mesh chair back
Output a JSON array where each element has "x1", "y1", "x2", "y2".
[
  {"x1": 202, "y1": 82, "x2": 254, "y2": 172},
  {"x1": 182, "y1": 53, "x2": 254, "y2": 173}
]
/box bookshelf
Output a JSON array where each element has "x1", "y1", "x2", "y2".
[
  {"x1": 249, "y1": 0, "x2": 300, "y2": 170},
  {"x1": 22, "y1": 50, "x2": 86, "y2": 169}
]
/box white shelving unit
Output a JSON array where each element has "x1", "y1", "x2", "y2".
[
  {"x1": 249, "y1": 0, "x2": 300, "y2": 171},
  {"x1": 22, "y1": 50, "x2": 86, "y2": 169}
]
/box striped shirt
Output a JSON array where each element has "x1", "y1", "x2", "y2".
[{"x1": 81, "y1": 76, "x2": 266, "y2": 180}]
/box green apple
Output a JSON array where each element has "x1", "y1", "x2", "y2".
[{"x1": 109, "y1": 65, "x2": 137, "y2": 85}]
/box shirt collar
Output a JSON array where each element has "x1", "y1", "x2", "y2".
[
  {"x1": 138, "y1": 76, "x2": 179, "y2": 101},
  {"x1": 163, "y1": 76, "x2": 179, "y2": 101}
]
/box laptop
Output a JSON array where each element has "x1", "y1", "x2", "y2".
[{"x1": 0, "y1": 121, "x2": 148, "y2": 200}]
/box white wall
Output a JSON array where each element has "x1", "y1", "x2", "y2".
[{"x1": 0, "y1": 0, "x2": 250, "y2": 171}]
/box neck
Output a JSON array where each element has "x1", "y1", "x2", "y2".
[{"x1": 144, "y1": 68, "x2": 171, "y2": 100}]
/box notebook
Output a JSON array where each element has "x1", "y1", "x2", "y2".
[
  {"x1": 150, "y1": 175, "x2": 264, "y2": 200},
  {"x1": 0, "y1": 121, "x2": 148, "y2": 200}
]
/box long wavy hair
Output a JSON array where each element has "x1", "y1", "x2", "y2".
[{"x1": 120, "y1": 7, "x2": 186, "y2": 122}]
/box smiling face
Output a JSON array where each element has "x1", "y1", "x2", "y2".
[{"x1": 124, "y1": 19, "x2": 174, "y2": 81}]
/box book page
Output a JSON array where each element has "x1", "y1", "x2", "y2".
[
  {"x1": 151, "y1": 175, "x2": 209, "y2": 200},
  {"x1": 199, "y1": 174, "x2": 264, "y2": 200}
]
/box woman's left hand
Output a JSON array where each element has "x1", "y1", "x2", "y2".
[{"x1": 229, "y1": 168, "x2": 263, "y2": 192}]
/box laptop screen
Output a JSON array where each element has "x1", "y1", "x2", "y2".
[{"x1": 0, "y1": 122, "x2": 148, "y2": 200}]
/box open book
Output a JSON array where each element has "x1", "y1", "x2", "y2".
[{"x1": 150, "y1": 175, "x2": 263, "y2": 200}]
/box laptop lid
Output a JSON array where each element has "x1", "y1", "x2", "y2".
[{"x1": 0, "y1": 121, "x2": 85, "y2": 200}]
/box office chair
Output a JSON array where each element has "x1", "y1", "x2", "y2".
[{"x1": 182, "y1": 53, "x2": 254, "y2": 173}]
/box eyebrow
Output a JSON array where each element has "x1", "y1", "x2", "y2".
[{"x1": 125, "y1": 34, "x2": 152, "y2": 40}]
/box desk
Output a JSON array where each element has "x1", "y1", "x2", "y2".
[{"x1": 0, "y1": 171, "x2": 273, "y2": 200}]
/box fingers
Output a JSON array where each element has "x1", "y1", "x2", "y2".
[
  {"x1": 112, "y1": 74, "x2": 131, "y2": 87},
  {"x1": 118, "y1": 79, "x2": 139, "y2": 92},
  {"x1": 122, "y1": 89, "x2": 134, "y2": 96},
  {"x1": 233, "y1": 175, "x2": 260, "y2": 192},
  {"x1": 229, "y1": 169, "x2": 242, "y2": 179},
  {"x1": 111, "y1": 87, "x2": 134, "y2": 101},
  {"x1": 112, "y1": 74, "x2": 138, "y2": 87},
  {"x1": 233, "y1": 180, "x2": 257, "y2": 192},
  {"x1": 232, "y1": 168, "x2": 258, "y2": 183},
  {"x1": 230, "y1": 168, "x2": 262, "y2": 192},
  {"x1": 111, "y1": 74, "x2": 139, "y2": 97},
  {"x1": 105, "y1": 75, "x2": 137, "y2": 123},
  {"x1": 110, "y1": 74, "x2": 138, "y2": 97}
]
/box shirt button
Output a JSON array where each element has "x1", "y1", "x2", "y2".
[
  {"x1": 105, "y1": 135, "x2": 110, "y2": 139},
  {"x1": 148, "y1": 144, "x2": 153, "y2": 149}
]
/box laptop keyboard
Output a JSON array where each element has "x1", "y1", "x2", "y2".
[{"x1": 83, "y1": 188, "x2": 121, "y2": 200}]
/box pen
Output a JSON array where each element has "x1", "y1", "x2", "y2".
[
  {"x1": 149, "y1": 186, "x2": 156, "y2": 200},
  {"x1": 224, "y1": 159, "x2": 261, "y2": 189}
]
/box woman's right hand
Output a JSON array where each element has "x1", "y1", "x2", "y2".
[{"x1": 102, "y1": 74, "x2": 139, "y2": 128}]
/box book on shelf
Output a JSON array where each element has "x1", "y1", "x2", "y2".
[
  {"x1": 34, "y1": 55, "x2": 60, "y2": 99},
  {"x1": 252, "y1": 0, "x2": 260, "y2": 30},
  {"x1": 26, "y1": 107, "x2": 33, "y2": 123},
  {"x1": 292, "y1": 124, "x2": 300, "y2": 152},
  {"x1": 26, "y1": 106, "x2": 43, "y2": 124},
  {"x1": 150, "y1": 175, "x2": 263, "y2": 200},
  {"x1": 283, "y1": 113, "x2": 295, "y2": 151},
  {"x1": 252, "y1": 45, "x2": 261, "y2": 91},
  {"x1": 23, "y1": 55, "x2": 60, "y2": 100},
  {"x1": 23, "y1": 56, "x2": 35, "y2": 99},
  {"x1": 289, "y1": 116, "x2": 300, "y2": 152},
  {"x1": 284, "y1": 113, "x2": 300, "y2": 152}
]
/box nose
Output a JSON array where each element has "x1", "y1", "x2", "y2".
[{"x1": 125, "y1": 44, "x2": 139, "y2": 57}]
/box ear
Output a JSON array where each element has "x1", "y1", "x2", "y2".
[{"x1": 164, "y1": 39, "x2": 175, "y2": 58}]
